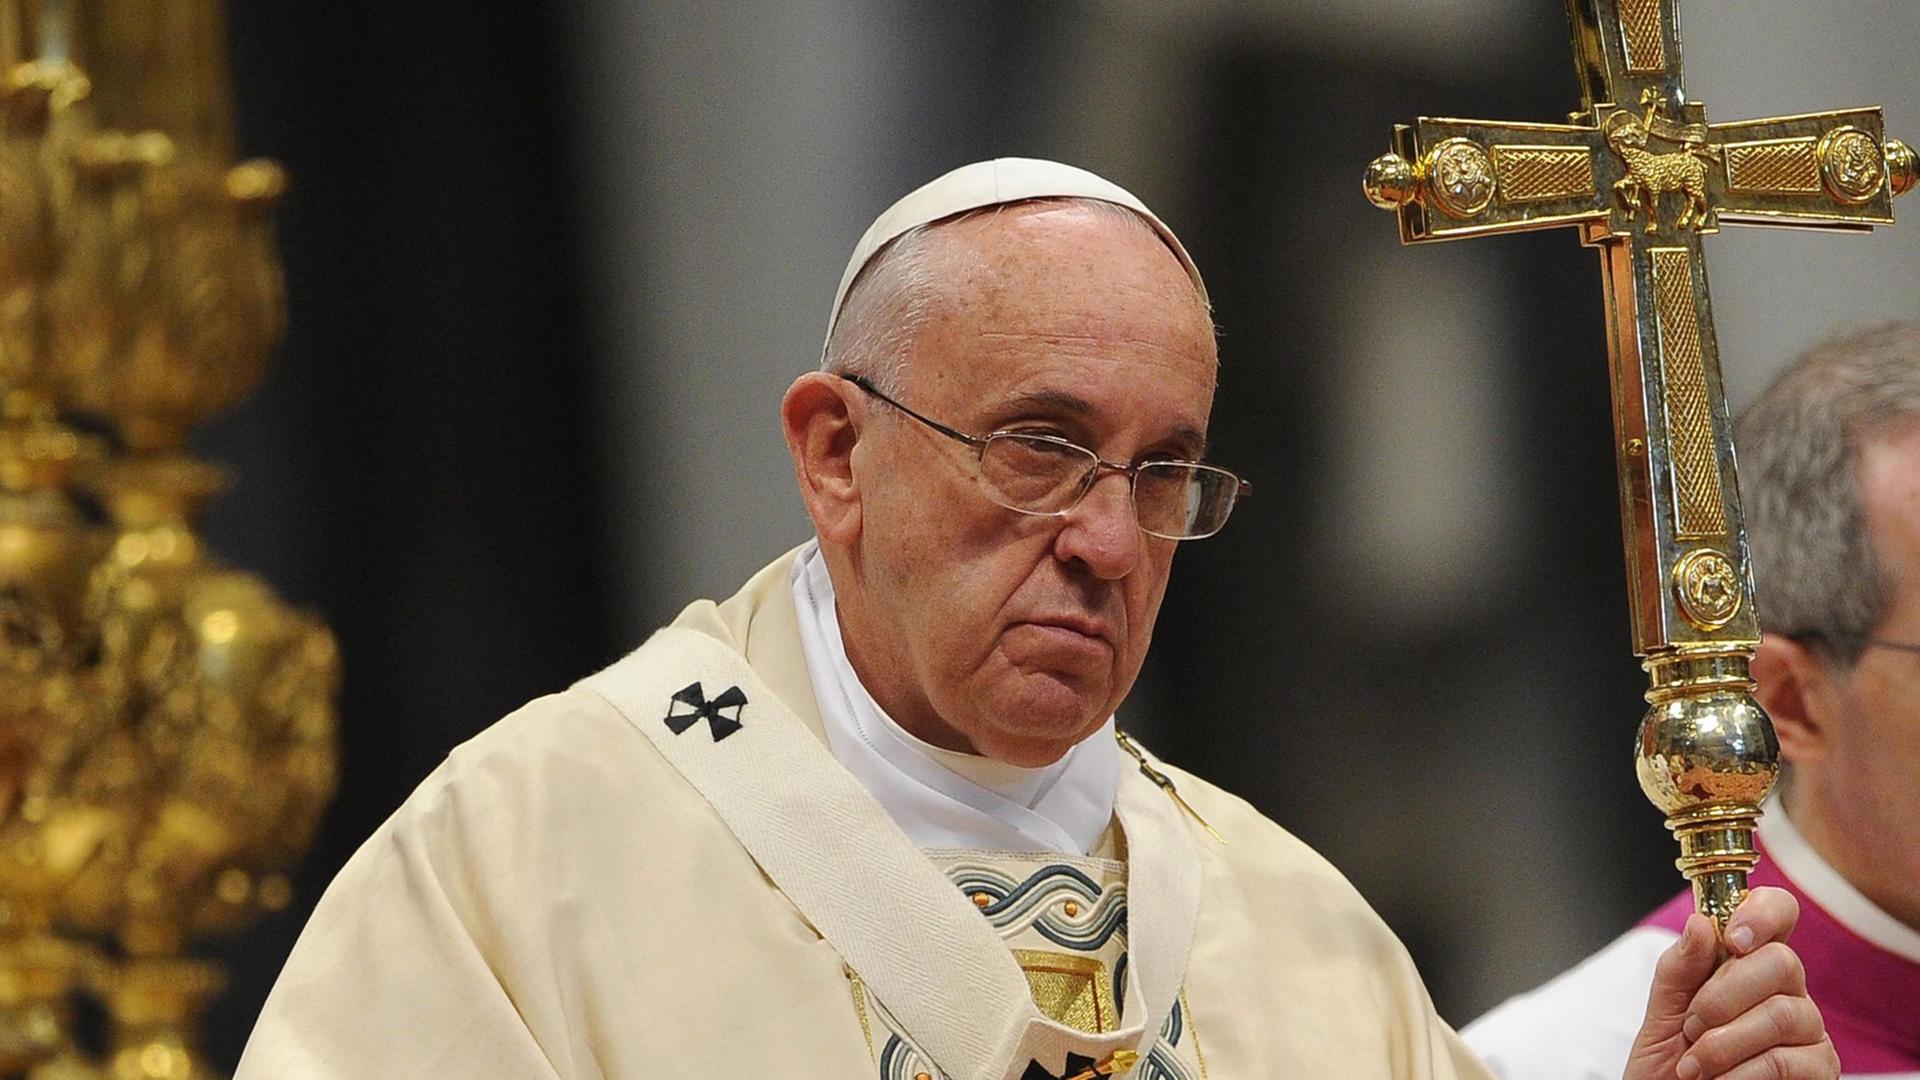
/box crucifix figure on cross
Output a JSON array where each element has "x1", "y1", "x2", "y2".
[{"x1": 1362, "y1": 0, "x2": 1915, "y2": 929}]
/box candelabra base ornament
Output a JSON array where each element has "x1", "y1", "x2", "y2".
[
  {"x1": 100, "y1": 958, "x2": 224, "y2": 1080},
  {"x1": 1634, "y1": 649, "x2": 1780, "y2": 929},
  {"x1": 0, "y1": 934, "x2": 102, "y2": 1079}
]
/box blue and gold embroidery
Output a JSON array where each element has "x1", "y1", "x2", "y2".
[
  {"x1": 847, "y1": 856, "x2": 1206, "y2": 1079},
  {"x1": 878, "y1": 1033, "x2": 936, "y2": 1080},
  {"x1": 1138, "y1": 995, "x2": 1197, "y2": 1080},
  {"x1": 945, "y1": 863, "x2": 1129, "y2": 952},
  {"x1": 1011, "y1": 949, "x2": 1121, "y2": 1034}
]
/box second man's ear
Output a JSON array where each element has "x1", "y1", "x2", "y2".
[{"x1": 1751, "y1": 633, "x2": 1833, "y2": 767}]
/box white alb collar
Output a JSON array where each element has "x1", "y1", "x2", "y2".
[
  {"x1": 790, "y1": 539, "x2": 1119, "y2": 855},
  {"x1": 1761, "y1": 795, "x2": 1920, "y2": 964}
]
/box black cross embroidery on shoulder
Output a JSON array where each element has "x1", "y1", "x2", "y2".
[{"x1": 664, "y1": 682, "x2": 747, "y2": 742}]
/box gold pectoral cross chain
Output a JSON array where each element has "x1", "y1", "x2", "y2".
[{"x1": 1116, "y1": 730, "x2": 1224, "y2": 845}]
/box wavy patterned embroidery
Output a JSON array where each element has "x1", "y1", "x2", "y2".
[
  {"x1": 945, "y1": 862, "x2": 1130, "y2": 952},
  {"x1": 855, "y1": 860, "x2": 1205, "y2": 1079},
  {"x1": 1141, "y1": 1046, "x2": 1196, "y2": 1080},
  {"x1": 864, "y1": 977, "x2": 1203, "y2": 1080},
  {"x1": 878, "y1": 1033, "x2": 937, "y2": 1080},
  {"x1": 1139, "y1": 996, "x2": 1196, "y2": 1080},
  {"x1": 866, "y1": 986, "x2": 940, "y2": 1080}
]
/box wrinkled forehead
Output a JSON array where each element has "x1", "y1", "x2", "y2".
[
  {"x1": 917, "y1": 205, "x2": 1221, "y2": 448},
  {"x1": 931, "y1": 202, "x2": 1218, "y2": 347},
  {"x1": 823, "y1": 158, "x2": 1207, "y2": 356}
]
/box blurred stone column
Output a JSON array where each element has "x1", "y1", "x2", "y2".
[{"x1": 568, "y1": 0, "x2": 921, "y2": 634}]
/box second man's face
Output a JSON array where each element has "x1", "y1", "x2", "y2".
[{"x1": 1823, "y1": 427, "x2": 1920, "y2": 892}]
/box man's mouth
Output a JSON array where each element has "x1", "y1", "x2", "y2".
[{"x1": 1016, "y1": 615, "x2": 1115, "y2": 650}]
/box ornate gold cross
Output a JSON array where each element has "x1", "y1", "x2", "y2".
[{"x1": 1362, "y1": 0, "x2": 1915, "y2": 926}]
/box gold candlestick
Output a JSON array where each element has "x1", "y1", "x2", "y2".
[
  {"x1": 0, "y1": 4, "x2": 337, "y2": 1075},
  {"x1": 65, "y1": 0, "x2": 231, "y2": 163},
  {"x1": 0, "y1": 2, "x2": 40, "y2": 70}
]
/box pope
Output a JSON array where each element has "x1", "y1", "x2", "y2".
[{"x1": 237, "y1": 159, "x2": 1839, "y2": 1080}]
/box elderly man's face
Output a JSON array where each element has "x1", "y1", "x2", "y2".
[
  {"x1": 1820, "y1": 426, "x2": 1920, "y2": 904},
  {"x1": 843, "y1": 203, "x2": 1217, "y2": 766}
]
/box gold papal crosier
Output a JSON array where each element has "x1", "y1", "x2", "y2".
[{"x1": 1362, "y1": 0, "x2": 1913, "y2": 928}]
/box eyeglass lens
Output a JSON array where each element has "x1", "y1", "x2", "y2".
[{"x1": 975, "y1": 434, "x2": 1236, "y2": 539}]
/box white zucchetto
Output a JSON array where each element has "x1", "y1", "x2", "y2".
[{"x1": 823, "y1": 157, "x2": 1207, "y2": 353}]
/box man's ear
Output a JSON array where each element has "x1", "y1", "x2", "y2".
[
  {"x1": 782, "y1": 372, "x2": 862, "y2": 544},
  {"x1": 1752, "y1": 633, "x2": 1833, "y2": 767}
]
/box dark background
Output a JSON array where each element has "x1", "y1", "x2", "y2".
[
  {"x1": 203, "y1": 6, "x2": 619, "y2": 1066},
  {"x1": 188, "y1": 1, "x2": 1920, "y2": 1069}
]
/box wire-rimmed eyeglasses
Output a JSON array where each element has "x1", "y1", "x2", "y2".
[
  {"x1": 839, "y1": 372, "x2": 1251, "y2": 541},
  {"x1": 1793, "y1": 630, "x2": 1920, "y2": 660}
]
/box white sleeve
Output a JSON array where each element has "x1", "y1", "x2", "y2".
[{"x1": 1461, "y1": 927, "x2": 1677, "y2": 1080}]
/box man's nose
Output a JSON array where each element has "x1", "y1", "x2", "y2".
[{"x1": 1055, "y1": 471, "x2": 1142, "y2": 579}]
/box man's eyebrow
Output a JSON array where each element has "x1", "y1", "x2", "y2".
[
  {"x1": 999, "y1": 389, "x2": 1210, "y2": 458},
  {"x1": 1003, "y1": 387, "x2": 1096, "y2": 416},
  {"x1": 1164, "y1": 427, "x2": 1211, "y2": 459}
]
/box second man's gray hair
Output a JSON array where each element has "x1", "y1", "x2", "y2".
[{"x1": 1736, "y1": 320, "x2": 1920, "y2": 667}]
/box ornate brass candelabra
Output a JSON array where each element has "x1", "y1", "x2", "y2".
[{"x1": 0, "y1": 5, "x2": 338, "y2": 1078}]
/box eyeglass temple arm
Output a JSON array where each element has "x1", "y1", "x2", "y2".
[{"x1": 835, "y1": 372, "x2": 988, "y2": 450}]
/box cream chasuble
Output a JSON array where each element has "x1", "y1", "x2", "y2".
[{"x1": 237, "y1": 550, "x2": 1495, "y2": 1080}]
